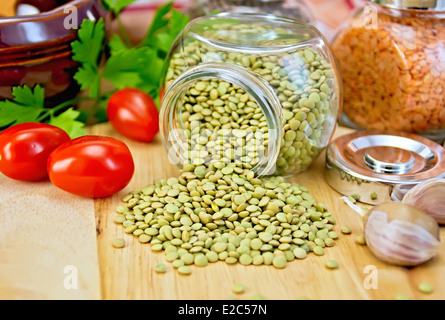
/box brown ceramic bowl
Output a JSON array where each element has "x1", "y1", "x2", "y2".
[{"x1": 0, "y1": 0, "x2": 105, "y2": 109}]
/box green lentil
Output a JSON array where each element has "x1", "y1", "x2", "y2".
[
  {"x1": 341, "y1": 226, "x2": 351, "y2": 234},
  {"x1": 313, "y1": 246, "x2": 324, "y2": 256},
  {"x1": 418, "y1": 282, "x2": 434, "y2": 294},
  {"x1": 232, "y1": 283, "x2": 245, "y2": 294},
  {"x1": 139, "y1": 234, "x2": 151, "y2": 243},
  {"x1": 194, "y1": 254, "x2": 209, "y2": 267},
  {"x1": 272, "y1": 255, "x2": 287, "y2": 269},
  {"x1": 350, "y1": 193, "x2": 361, "y2": 201},
  {"x1": 114, "y1": 215, "x2": 126, "y2": 224},
  {"x1": 239, "y1": 254, "x2": 253, "y2": 265},
  {"x1": 178, "y1": 266, "x2": 192, "y2": 275},
  {"x1": 356, "y1": 235, "x2": 366, "y2": 245},
  {"x1": 166, "y1": 252, "x2": 179, "y2": 262},
  {"x1": 172, "y1": 259, "x2": 185, "y2": 268},
  {"x1": 117, "y1": 165, "x2": 337, "y2": 270},
  {"x1": 206, "y1": 251, "x2": 219, "y2": 263},
  {"x1": 112, "y1": 238, "x2": 125, "y2": 249},
  {"x1": 262, "y1": 252, "x2": 274, "y2": 265},
  {"x1": 347, "y1": 196, "x2": 357, "y2": 204},
  {"x1": 370, "y1": 191, "x2": 378, "y2": 200},
  {"x1": 325, "y1": 259, "x2": 339, "y2": 269},
  {"x1": 154, "y1": 263, "x2": 167, "y2": 273},
  {"x1": 293, "y1": 247, "x2": 307, "y2": 259},
  {"x1": 250, "y1": 293, "x2": 265, "y2": 300},
  {"x1": 181, "y1": 253, "x2": 195, "y2": 265},
  {"x1": 116, "y1": 205, "x2": 129, "y2": 213}
]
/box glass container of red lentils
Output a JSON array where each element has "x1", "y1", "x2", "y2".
[{"x1": 332, "y1": 0, "x2": 445, "y2": 143}]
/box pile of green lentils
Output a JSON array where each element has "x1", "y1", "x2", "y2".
[
  {"x1": 115, "y1": 162, "x2": 338, "y2": 274},
  {"x1": 114, "y1": 23, "x2": 339, "y2": 274}
]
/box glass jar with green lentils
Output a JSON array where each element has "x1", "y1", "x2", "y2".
[{"x1": 160, "y1": 13, "x2": 342, "y2": 177}]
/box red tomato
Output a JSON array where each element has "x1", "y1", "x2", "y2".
[
  {"x1": 47, "y1": 135, "x2": 135, "y2": 198},
  {"x1": 106, "y1": 88, "x2": 159, "y2": 142},
  {"x1": 0, "y1": 122, "x2": 70, "y2": 181}
]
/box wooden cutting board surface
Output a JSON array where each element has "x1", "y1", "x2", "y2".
[
  {"x1": 1, "y1": 123, "x2": 444, "y2": 300},
  {"x1": 90, "y1": 123, "x2": 445, "y2": 300}
]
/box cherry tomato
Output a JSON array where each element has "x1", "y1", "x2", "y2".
[
  {"x1": 0, "y1": 122, "x2": 71, "y2": 181},
  {"x1": 47, "y1": 135, "x2": 134, "y2": 198},
  {"x1": 106, "y1": 88, "x2": 159, "y2": 142}
]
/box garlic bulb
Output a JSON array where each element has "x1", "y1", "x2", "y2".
[
  {"x1": 402, "y1": 178, "x2": 445, "y2": 225},
  {"x1": 364, "y1": 202, "x2": 440, "y2": 267}
]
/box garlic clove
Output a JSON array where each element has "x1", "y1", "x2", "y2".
[
  {"x1": 402, "y1": 178, "x2": 445, "y2": 225},
  {"x1": 364, "y1": 202, "x2": 440, "y2": 267}
]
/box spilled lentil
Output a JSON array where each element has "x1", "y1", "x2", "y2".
[{"x1": 115, "y1": 162, "x2": 338, "y2": 273}]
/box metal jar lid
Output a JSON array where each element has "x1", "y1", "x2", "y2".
[
  {"x1": 325, "y1": 130, "x2": 445, "y2": 205},
  {"x1": 369, "y1": 0, "x2": 445, "y2": 11}
]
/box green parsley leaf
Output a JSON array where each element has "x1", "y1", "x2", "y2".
[
  {"x1": 71, "y1": 18, "x2": 105, "y2": 98},
  {"x1": 102, "y1": 0, "x2": 138, "y2": 16},
  {"x1": 12, "y1": 85, "x2": 45, "y2": 107},
  {"x1": 70, "y1": 1, "x2": 189, "y2": 113},
  {"x1": 140, "y1": 2, "x2": 189, "y2": 59},
  {"x1": 102, "y1": 47, "x2": 153, "y2": 89},
  {"x1": 170, "y1": 9, "x2": 191, "y2": 37},
  {"x1": 143, "y1": 1, "x2": 173, "y2": 40},
  {"x1": 0, "y1": 84, "x2": 86, "y2": 138},
  {"x1": 71, "y1": 18, "x2": 105, "y2": 67},
  {"x1": 48, "y1": 108, "x2": 86, "y2": 139},
  {"x1": 74, "y1": 64, "x2": 102, "y2": 98},
  {"x1": 108, "y1": 33, "x2": 129, "y2": 54},
  {"x1": 0, "y1": 85, "x2": 45, "y2": 127}
]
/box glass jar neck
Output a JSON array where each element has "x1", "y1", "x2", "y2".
[{"x1": 159, "y1": 62, "x2": 283, "y2": 177}]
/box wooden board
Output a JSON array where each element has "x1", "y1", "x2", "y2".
[
  {"x1": 89, "y1": 123, "x2": 445, "y2": 300},
  {"x1": 1, "y1": 122, "x2": 443, "y2": 300},
  {"x1": 0, "y1": 175, "x2": 101, "y2": 299}
]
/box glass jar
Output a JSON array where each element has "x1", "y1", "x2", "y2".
[
  {"x1": 183, "y1": 0, "x2": 315, "y2": 24},
  {"x1": 159, "y1": 13, "x2": 342, "y2": 177},
  {"x1": 332, "y1": 0, "x2": 445, "y2": 143}
]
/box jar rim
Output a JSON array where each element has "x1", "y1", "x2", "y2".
[
  {"x1": 159, "y1": 62, "x2": 283, "y2": 177},
  {"x1": 368, "y1": 0, "x2": 445, "y2": 11}
]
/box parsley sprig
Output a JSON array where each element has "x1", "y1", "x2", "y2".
[
  {"x1": 72, "y1": 0, "x2": 189, "y2": 110},
  {"x1": 0, "y1": 85, "x2": 87, "y2": 138},
  {"x1": 0, "y1": 1, "x2": 189, "y2": 138}
]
